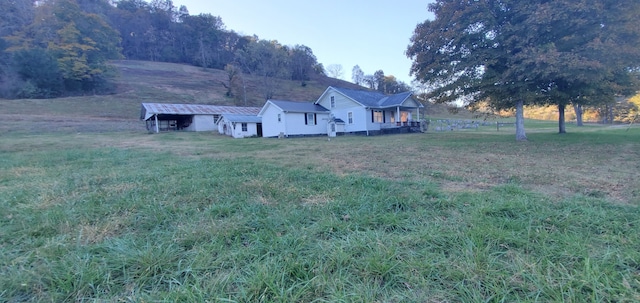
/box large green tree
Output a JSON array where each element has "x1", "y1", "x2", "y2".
[
  {"x1": 288, "y1": 45, "x2": 318, "y2": 84},
  {"x1": 0, "y1": 0, "x2": 35, "y2": 97},
  {"x1": 407, "y1": 0, "x2": 640, "y2": 140},
  {"x1": 180, "y1": 13, "x2": 226, "y2": 68},
  {"x1": 407, "y1": 0, "x2": 536, "y2": 141},
  {"x1": 235, "y1": 39, "x2": 289, "y2": 101},
  {"x1": 516, "y1": 0, "x2": 640, "y2": 133}
]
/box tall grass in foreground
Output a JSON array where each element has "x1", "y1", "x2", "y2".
[{"x1": 1, "y1": 146, "x2": 639, "y2": 302}]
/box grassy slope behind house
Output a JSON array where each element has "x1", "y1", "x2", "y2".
[{"x1": 1, "y1": 60, "x2": 640, "y2": 301}]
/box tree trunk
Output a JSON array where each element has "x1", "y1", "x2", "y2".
[
  {"x1": 573, "y1": 103, "x2": 583, "y2": 126},
  {"x1": 515, "y1": 99, "x2": 527, "y2": 141},
  {"x1": 608, "y1": 105, "x2": 615, "y2": 124},
  {"x1": 199, "y1": 38, "x2": 207, "y2": 67},
  {"x1": 558, "y1": 104, "x2": 566, "y2": 134}
]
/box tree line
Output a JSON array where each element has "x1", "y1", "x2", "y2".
[
  {"x1": 0, "y1": 0, "x2": 333, "y2": 99},
  {"x1": 407, "y1": 0, "x2": 640, "y2": 139}
]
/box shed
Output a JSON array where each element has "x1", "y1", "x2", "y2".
[{"x1": 217, "y1": 114, "x2": 263, "y2": 138}]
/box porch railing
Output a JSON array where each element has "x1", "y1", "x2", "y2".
[{"x1": 379, "y1": 121, "x2": 421, "y2": 128}]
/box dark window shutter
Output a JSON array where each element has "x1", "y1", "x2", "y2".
[
  {"x1": 314, "y1": 113, "x2": 317, "y2": 125},
  {"x1": 305, "y1": 113, "x2": 308, "y2": 125},
  {"x1": 383, "y1": 111, "x2": 386, "y2": 123},
  {"x1": 371, "y1": 110, "x2": 374, "y2": 122}
]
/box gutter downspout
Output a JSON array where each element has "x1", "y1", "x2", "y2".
[{"x1": 282, "y1": 111, "x2": 287, "y2": 137}]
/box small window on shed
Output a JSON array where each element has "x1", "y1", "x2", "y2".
[
  {"x1": 241, "y1": 123, "x2": 248, "y2": 131},
  {"x1": 278, "y1": 114, "x2": 281, "y2": 122},
  {"x1": 330, "y1": 96, "x2": 335, "y2": 108}
]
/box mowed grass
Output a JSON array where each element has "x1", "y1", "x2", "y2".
[{"x1": 1, "y1": 124, "x2": 640, "y2": 302}]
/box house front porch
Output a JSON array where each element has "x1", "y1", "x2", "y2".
[{"x1": 379, "y1": 121, "x2": 422, "y2": 128}]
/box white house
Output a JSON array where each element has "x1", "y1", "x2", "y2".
[
  {"x1": 258, "y1": 100, "x2": 330, "y2": 137},
  {"x1": 314, "y1": 86, "x2": 424, "y2": 135},
  {"x1": 217, "y1": 114, "x2": 263, "y2": 138},
  {"x1": 140, "y1": 103, "x2": 261, "y2": 133}
]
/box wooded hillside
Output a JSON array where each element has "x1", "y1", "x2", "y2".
[{"x1": 0, "y1": 0, "x2": 410, "y2": 100}]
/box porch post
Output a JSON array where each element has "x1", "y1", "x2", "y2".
[{"x1": 155, "y1": 114, "x2": 159, "y2": 133}]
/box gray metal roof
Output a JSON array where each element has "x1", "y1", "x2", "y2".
[
  {"x1": 141, "y1": 103, "x2": 261, "y2": 120},
  {"x1": 269, "y1": 100, "x2": 329, "y2": 113},
  {"x1": 221, "y1": 114, "x2": 262, "y2": 123},
  {"x1": 380, "y1": 91, "x2": 414, "y2": 107},
  {"x1": 331, "y1": 87, "x2": 420, "y2": 108}
]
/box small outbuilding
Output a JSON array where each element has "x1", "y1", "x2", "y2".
[{"x1": 217, "y1": 114, "x2": 263, "y2": 138}]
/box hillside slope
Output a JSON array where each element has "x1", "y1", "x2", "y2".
[
  {"x1": 0, "y1": 60, "x2": 364, "y2": 133},
  {"x1": 1, "y1": 60, "x2": 479, "y2": 134},
  {"x1": 112, "y1": 60, "x2": 362, "y2": 107}
]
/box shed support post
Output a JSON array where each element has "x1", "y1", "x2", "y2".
[{"x1": 155, "y1": 115, "x2": 159, "y2": 133}]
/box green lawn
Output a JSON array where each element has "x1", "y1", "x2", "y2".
[{"x1": 1, "y1": 125, "x2": 639, "y2": 302}]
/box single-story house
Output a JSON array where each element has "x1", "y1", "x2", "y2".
[
  {"x1": 258, "y1": 86, "x2": 424, "y2": 137},
  {"x1": 314, "y1": 86, "x2": 424, "y2": 135},
  {"x1": 217, "y1": 114, "x2": 263, "y2": 138},
  {"x1": 140, "y1": 103, "x2": 261, "y2": 133},
  {"x1": 258, "y1": 100, "x2": 330, "y2": 137}
]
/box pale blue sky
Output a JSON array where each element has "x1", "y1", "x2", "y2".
[{"x1": 175, "y1": 0, "x2": 434, "y2": 85}]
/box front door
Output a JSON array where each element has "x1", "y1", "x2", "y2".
[{"x1": 257, "y1": 123, "x2": 263, "y2": 137}]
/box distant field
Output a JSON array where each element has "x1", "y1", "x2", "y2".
[{"x1": 2, "y1": 61, "x2": 640, "y2": 301}]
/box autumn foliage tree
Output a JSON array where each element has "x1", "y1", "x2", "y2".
[{"x1": 4, "y1": 0, "x2": 122, "y2": 97}]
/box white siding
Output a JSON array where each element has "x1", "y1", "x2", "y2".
[
  {"x1": 316, "y1": 88, "x2": 369, "y2": 133},
  {"x1": 402, "y1": 97, "x2": 422, "y2": 108},
  {"x1": 283, "y1": 112, "x2": 329, "y2": 136},
  {"x1": 316, "y1": 88, "x2": 360, "y2": 111},
  {"x1": 217, "y1": 119, "x2": 259, "y2": 138},
  {"x1": 217, "y1": 119, "x2": 225, "y2": 134},
  {"x1": 231, "y1": 122, "x2": 258, "y2": 138},
  {"x1": 260, "y1": 104, "x2": 287, "y2": 137},
  {"x1": 191, "y1": 115, "x2": 217, "y2": 131}
]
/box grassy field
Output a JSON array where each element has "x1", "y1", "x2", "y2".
[
  {"x1": 2, "y1": 123, "x2": 639, "y2": 301},
  {"x1": 2, "y1": 60, "x2": 640, "y2": 301}
]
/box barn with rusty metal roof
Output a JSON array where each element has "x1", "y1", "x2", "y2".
[{"x1": 140, "y1": 103, "x2": 261, "y2": 133}]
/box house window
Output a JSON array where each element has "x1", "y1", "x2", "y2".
[
  {"x1": 305, "y1": 113, "x2": 317, "y2": 125},
  {"x1": 330, "y1": 96, "x2": 335, "y2": 108},
  {"x1": 348, "y1": 112, "x2": 353, "y2": 124},
  {"x1": 277, "y1": 114, "x2": 281, "y2": 122},
  {"x1": 390, "y1": 112, "x2": 395, "y2": 123},
  {"x1": 401, "y1": 112, "x2": 409, "y2": 122},
  {"x1": 373, "y1": 110, "x2": 383, "y2": 123},
  {"x1": 241, "y1": 123, "x2": 248, "y2": 131}
]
